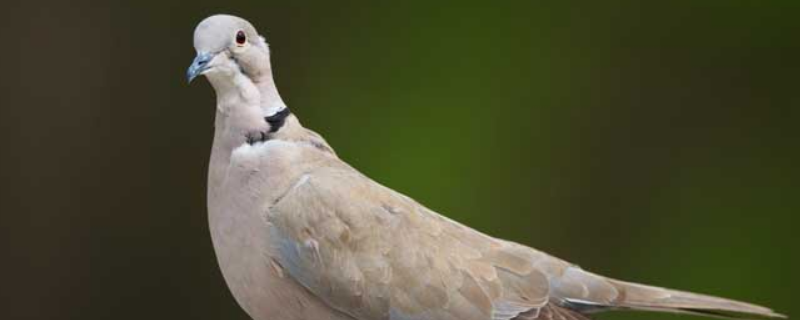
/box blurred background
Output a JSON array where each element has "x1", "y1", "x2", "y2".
[{"x1": 0, "y1": 1, "x2": 797, "y2": 320}]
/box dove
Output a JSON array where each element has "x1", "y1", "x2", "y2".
[{"x1": 187, "y1": 14, "x2": 785, "y2": 320}]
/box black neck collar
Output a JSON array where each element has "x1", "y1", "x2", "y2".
[{"x1": 265, "y1": 108, "x2": 291, "y2": 133}]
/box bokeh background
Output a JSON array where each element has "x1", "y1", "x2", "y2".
[{"x1": 1, "y1": 1, "x2": 797, "y2": 320}]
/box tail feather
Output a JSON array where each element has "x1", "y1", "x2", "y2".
[{"x1": 608, "y1": 280, "x2": 786, "y2": 320}]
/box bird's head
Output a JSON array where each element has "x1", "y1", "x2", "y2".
[{"x1": 187, "y1": 15, "x2": 270, "y2": 87}]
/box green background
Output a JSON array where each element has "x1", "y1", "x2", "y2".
[{"x1": 1, "y1": 1, "x2": 797, "y2": 320}]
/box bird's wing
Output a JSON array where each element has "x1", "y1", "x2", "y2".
[{"x1": 264, "y1": 162, "x2": 555, "y2": 320}]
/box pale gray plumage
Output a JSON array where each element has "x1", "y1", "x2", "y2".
[{"x1": 188, "y1": 14, "x2": 786, "y2": 320}]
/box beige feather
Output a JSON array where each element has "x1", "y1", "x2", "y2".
[{"x1": 189, "y1": 14, "x2": 786, "y2": 320}]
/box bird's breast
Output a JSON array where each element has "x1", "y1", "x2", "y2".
[{"x1": 207, "y1": 139, "x2": 348, "y2": 320}]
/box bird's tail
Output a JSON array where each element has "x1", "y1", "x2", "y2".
[{"x1": 604, "y1": 279, "x2": 786, "y2": 320}]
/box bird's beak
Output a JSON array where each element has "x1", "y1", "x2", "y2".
[{"x1": 187, "y1": 52, "x2": 214, "y2": 83}]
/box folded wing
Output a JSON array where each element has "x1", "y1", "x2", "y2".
[{"x1": 264, "y1": 163, "x2": 556, "y2": 320}]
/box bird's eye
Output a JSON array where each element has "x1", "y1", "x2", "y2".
[{"x1": 235, "y1": 31, "x2": 247, "y2": 45}]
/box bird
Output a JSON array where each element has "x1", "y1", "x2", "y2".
[{"x1": 187, "y1": 14, "x2": 785, "y2": 320}]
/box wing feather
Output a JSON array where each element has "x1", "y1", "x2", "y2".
[{"x1": 263, "y1": 163, "x2": 553, "y2": 320}]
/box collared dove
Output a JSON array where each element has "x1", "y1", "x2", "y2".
[{"x1": 187, "y1": 14, "x2": 785, "y2": 320}]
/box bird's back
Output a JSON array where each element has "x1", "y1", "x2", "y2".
[{"x1": 238, "y1": 127, "x2": 781, "y2": 320}]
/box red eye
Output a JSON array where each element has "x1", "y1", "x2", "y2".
[{"x1": 235, "y1": 30, "x2": 246, "y2": 45}]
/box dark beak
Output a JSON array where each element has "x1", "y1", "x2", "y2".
[{"x1": 187, "y1": 52, "x2": 213, "y2": 83}]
